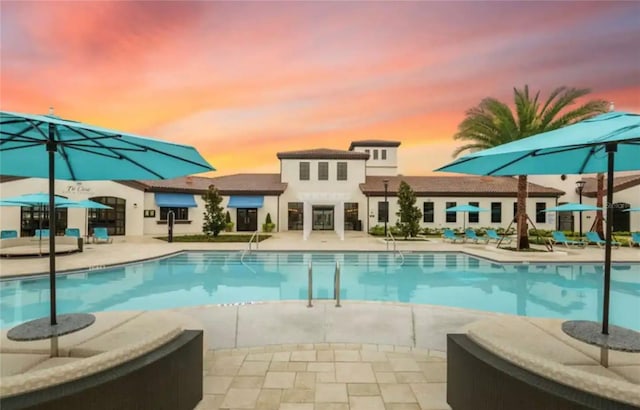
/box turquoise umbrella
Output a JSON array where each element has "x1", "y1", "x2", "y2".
[
  {"x1": 445, "y1": 204, "x2": 489, "y2": 231},
  {"x1": 0, "y1": 110, "x2": 214, "y2": 336},
  {"x1": 435, "y1": 111, "x2": 640, "y2": 340},
  {"x1": 541, "y1": 203, "x2": 602, "y2": 212},
  {"x1": 623, "y1": 207, "x2": 640, "y2": 212}
]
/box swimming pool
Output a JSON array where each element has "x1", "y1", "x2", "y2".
[{"x1": 1, "y1": 251, "x2": 639, "y2": 330}]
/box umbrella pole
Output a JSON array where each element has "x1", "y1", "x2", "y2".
[
  {"x1": 47, "y1": 125, "x2": 58, "y2": 326},
  {"x1": 602, "y1": 143, "x2": 616, "y2": 335}
]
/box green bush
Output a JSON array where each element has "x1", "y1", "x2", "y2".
[{"x1": 262, "y1": 213, "x2": 275, "y2": 232}]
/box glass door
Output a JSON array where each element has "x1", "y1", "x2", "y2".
[
  {"x1": 237, "y1": 208, "x2": 258, "y2": 231},
  {"x1": 312, "y1": 206, "x2": 334, "y2": 230}
]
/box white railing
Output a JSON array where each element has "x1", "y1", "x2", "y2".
[
  {"x1": 307, "y1": 261, "x2": 313, "y2": 308},
  {"x1": 334, "y1": 260, "x2": 341, "y2": 307},
  {"x1": 386, "y1": 230, "x2": 405, "y2": 265},
  {"x1": 240, "y1": 230, "x2": 260, "y2": 268}
]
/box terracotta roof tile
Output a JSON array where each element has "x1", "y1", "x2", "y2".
[
  {"x1": 276, "y1": 148, "x2": 369, "y2": 160},
  {"x1": 348, "y1": 140, "x2": 401, "y2": 150},
  {"x1": 359, "y1": 175, "x2": 564, "y2": 197},
  {"x1": 136, "y1": 174, "x2": 287, "y2": 195},
  {"x1": 581, "y1": 173, "x2": 640, "y2": 197}
]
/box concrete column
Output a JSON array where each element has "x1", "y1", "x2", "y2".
[
  {"x1": 334, "y1": 202, "x2": 345, "y2": 240},
  {"x1": 303, "y1": 201, "x2": 312, "y2": 240}
]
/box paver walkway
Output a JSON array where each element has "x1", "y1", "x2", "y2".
[{"x1": 199, "y1": 343, "x2": 449, "y2": 410}]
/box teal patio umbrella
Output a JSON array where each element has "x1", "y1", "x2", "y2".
[
  {"x1": 623, "y1": 207, "x2": 640, "y2": 212},
  {"x1": 445, "y1": 204, "x2": 489, "y2": 230},
  {"x1": 436, "y1": 111, "x2": 640, "y2": 344},
  {"x1": 541, "y1": 203, "x2": 602, "y2": 213},
  {"x1": 57, "y1": 199, "x2": 113, "y2": 238},
  {"x1": 0, "y1": 110, "x2": 214, "y2": 337}
]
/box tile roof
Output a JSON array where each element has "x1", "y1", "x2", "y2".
[
  {"x1": 581, "y1": 173, "x2": 640, "y2": 198},
  {"x1": 276, "y1": 148, "x2": 369, "y2": 160},
  {"x1": 134, "y1": 174, "x2": 287, "y2": 195},
  {"x1": 359, "y1": 175, "x2": 564, "y2": 197},
  {"x1": 348, "y1": 140, "x2": 401, "y2": 150}
]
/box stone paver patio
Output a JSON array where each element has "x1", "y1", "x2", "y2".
[{"x1": 199, "y1": 343, "x2": 449, "y2": 410}]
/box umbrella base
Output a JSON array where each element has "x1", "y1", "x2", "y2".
[
  {"x1": 7, "y1": 313, "x2": 96, "y2": 341},
  {"x1": 561, "y1": 320, "x2": 640, "y2": 352}
]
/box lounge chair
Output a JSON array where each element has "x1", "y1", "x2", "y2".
[
  {"x1": 34, "y1": 229, "x2": 50, "y2": 238},
  {"x1": 65, "y1": 228, "x2": 81, "y2": 238},
  {"x1": 442, "y1": 229, "x2": 465, "y2": 243},
  {"x1": 1, "y1": 230, "x2": 18, "y2": 239},
  {"x1": 465, "y1": 229, "x2": 489, "y2": 244},
  {"x1": 551, "y1": 231, "x2": 586, "y2": 248},
  {"x1": 93, "y1": 227, "x2": 113, "y2": 244},
  {"x1": 584, "y1": 231, "x2": 620, "y2": 248},
  {"x1": 631, "y1": 232, "x2": 640, "y2": 248},
  {"x1": 486, "y1": 229, "x2": 512, "y2": 244}
]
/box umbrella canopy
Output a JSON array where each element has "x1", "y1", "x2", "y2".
[
  {"x1": 541, "y1": 203, "x2": 602, "y2": 212},
  {"x1": 0, "y1": 110, "x2": 214, "y2": 334},
  {"x1": 56, "y1": 199, "x2": 112, "y2": 209},
  {"x1": 623, "y1": 207, "x2": 640, "y2": 212},
  {"x1": 445, "y1": 204, "x2": 489, "y2": 213},
  {"x1": 435, "y1": 110, "x2": 640, "y2": 340},
  {"x1": 0, "y1": 193, "x2": 77, "y2": 206},
  {"x1": 435, "y1": 112, "x2": 640, "y2": 176}
]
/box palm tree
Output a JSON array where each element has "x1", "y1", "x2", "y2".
[{"x1": 453, "y1": 86, "x2": 608, "y2": 249}]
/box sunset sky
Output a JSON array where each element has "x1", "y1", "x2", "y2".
[{"x1": 2, "y1": 1, "x2": 639, "y2": 177}]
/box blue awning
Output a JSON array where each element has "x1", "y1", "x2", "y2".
[
  {"x1": 227, "y1": 196, "x2": 264, "y2": 208},
  {"x1": 154, "y1": 193, "x2": 197, "y2": 208}
]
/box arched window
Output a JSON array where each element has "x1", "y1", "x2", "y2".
[{"x1": 88, "y1": 196, "x2": 126, "y2": 235}]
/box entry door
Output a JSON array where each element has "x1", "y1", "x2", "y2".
[
  {"x1": 312, "y1": 207, "x2": 334, "y2": 230},
  {"x1": 612, "y1": 203, "x2": 630, "y2": 232},
  {"x1": 237, "y1": 208, "x2": 258, "y2": 232}
]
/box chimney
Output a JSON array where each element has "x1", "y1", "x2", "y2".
[{"x1": 186, "y1": 176, "x2": 193, "y2": 185}]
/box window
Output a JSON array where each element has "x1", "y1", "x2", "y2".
[
  {"x1": 299, "y1": 162, "x2": 310, "y2": 180},
  {"x1": 373, "y1": 149, "x2": 379, "y2": 160},
  {"x1": 20, "y1": 206, "x2": 68, "y2": 237},
  {"x1": 423, "y1": 202, "x2": 434, "y2": 223},
  {"x1": 491, "y1": 202, "x2": 502, "y2": 223},
  {"x1": 378, "y1": 201, "x2": 389, "y2": 223},
  {"x1": 318, "y1": 162, "x2": 328, "y2": 180},
  {"x1": 365, "y1": 149, "x2": 370, "y2": 155},
  {"x1": 469, "y1": 202, "x2": 480, "y2": 223},
  {"x1": 446, "y1": 202, "x2": 457, "y2": 223},
  {"x1": 144, "y1": 210, "x2": 156, "y2": 218},
  {"x1": 337, "y1": 162, "x2": 348, "y2": 181},
  {"x1": 536, "y1": 202, "x2": 546, "y2": 223},
  {"x1": 381, "y1": 149, "x2": 387, "y2": 160},
  {"x1": 288, "y1": 202, "x2": 304, "y2": 230},
  {"x1": 344, "y1": 203, "x2": 359, "y2": 230},
  {"x1": 160, "y1": 207, "x2": 188, "y2": 221},
  {"x1": 89, "y1": 196, "x2": 126, "y2": 235}
]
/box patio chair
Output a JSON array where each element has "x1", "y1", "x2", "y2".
[
  {"x1": 465, "y1": 229, "x2": 490, "y2": 244},
  {"x1": 551, "y1": 231, "x2": 586, "y2": 248},
  {"x1": 486, "y1": 229, "x2": 512, "y2": 244},
  {"x1": 584, "y1": 231, "x2": 620, "y2": 249},
  {"x1": 1, "y1": 230, "x2": 18, "y2": 239},
  {"x1": 92, "y1": 227, "x2": 113, "y2": 244},
  {"x1": 34, "y1": 229, "x2": 50, "y2": 238},
  {"x1": 442, "y1": 229, "x2": 465, "y2": 243},
  {"x1": 65, "y1": 228, "x2": 81, "y2": 238},
  {"x1": 630, "y1": 232, "x2": 640, "y2": 248}
]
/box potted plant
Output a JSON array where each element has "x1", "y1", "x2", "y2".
[
  {"x1": 262, "y1": 213, "x2": 275, "y2": 233},
  {"x1": 224, "y1": 211, "x2": 234, "y2": 232}
]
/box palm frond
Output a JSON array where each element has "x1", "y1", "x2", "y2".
[
  {"x1": 547, "y1": 99, "x2": 609, "y2": 130},
  {"x1": 539, "y1": 87, "x2": 592, "y2": 129}
]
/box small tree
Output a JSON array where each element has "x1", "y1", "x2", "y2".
[
  {"x1": 263, "y1": 212, "x2": 275, "y2": 232},
  {"x1": 202, "y1": 185, "x2": 226, "y2": 237},
  {"x1": 395, "y1": 181, "x2": 422, "y2": 239}
]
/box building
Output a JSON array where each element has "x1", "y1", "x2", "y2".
[{"x1": 12, "y1": 139, "x2": 636, "y2": 240}]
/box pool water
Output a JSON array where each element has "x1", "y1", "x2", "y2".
[{"x1": 1, "y1": 251, "x2": 639, "y2": 330}]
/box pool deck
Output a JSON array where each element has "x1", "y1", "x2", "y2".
[{"x1": 1, "y1": 231, "x2": 639, "y2": 278}]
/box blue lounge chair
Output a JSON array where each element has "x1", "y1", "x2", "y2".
[
  {"x1": 551, "y1": 231, "x2": 586, "y2": 248},
  {"x1": 465, "y1": 229, "x2": 489, "y2": 244},
  {"x1": 34, "y1": 229, "x2": 50, "y2": 238},
  {"x1": 1, "y1": 230, "x2": 18, "y2": 239},
  {"x1": 486, "y1": 229, "x2": 512, "y2": 244},
  {"x1": 584, "y1": 231, "x2": 620, "y2": 248},
  {"x1": 631, "y1": 232, "x2": 640, "y2": 248},
  {"x1": 443, "y1": 229, "x2": 464, "y2": 243},
  {"x1": 65, "y1": 228, "x2": 81, "y2": 238},
  {"x1": 93, "y1": 227, "x2": 113, "y2": 244}
]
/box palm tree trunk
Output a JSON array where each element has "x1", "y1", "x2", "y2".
[
  {"x1": 516, "y1": 175, "x2": 530, "y2": 249},
  {"x1": 595, "y1": 173, "x2": 604, "y2": 237}
]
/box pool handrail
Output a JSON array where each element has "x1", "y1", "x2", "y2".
[
  {"x1": 334, "y1": 260, "x2": 341, "y2": 308},
  {"x1": 307, "y1": 261, "x2": 313, "y2": 308},
  {"x1": 386, "y1": 230, "x2": 404, "y2": 265}
]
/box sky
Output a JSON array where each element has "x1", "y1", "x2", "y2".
[{"x1": 1, "y1": 1, "x2": 639, "y2": 177}]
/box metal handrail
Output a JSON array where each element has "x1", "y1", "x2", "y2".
[
  {"x1": 334, "y1": 260, "x2": 341, "y2": 307},
  {"x1": 240, "y1": 230, "x2": 260, "y2": 264},
  {"x1": 386, "y1": 231, "x2": 404, "y2": 264},
  {"x1": 307, "y1": 261, "x2": 313, "y2": 308}
]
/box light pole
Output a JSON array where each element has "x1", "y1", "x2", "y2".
[
  {"x1": 383, "y1": 179, "x2": 389, "y2": 236},
  {"x1": 576, "y1": 180, "x2": 586, "y2": 237}
]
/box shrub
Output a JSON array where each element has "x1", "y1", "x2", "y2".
[{"x1": 262, "y1": 213, "x2": 275, "y2": 232}]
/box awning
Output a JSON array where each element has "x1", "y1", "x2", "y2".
[
  {"x1": 227, "y1": 196, "x2": 264, "y2": 208},
  {"x1": 154, "y1": 193, "x2": 197, "y2": 208}
]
